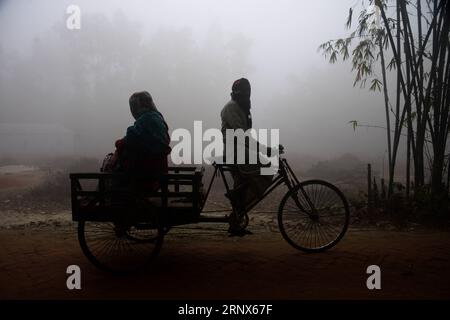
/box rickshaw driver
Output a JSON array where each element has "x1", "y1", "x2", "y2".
[{"x1": 220, "y1": 78, "x2": 276, "y2": 236}]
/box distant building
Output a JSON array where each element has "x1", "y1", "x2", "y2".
[{"x1": 0, "y1": 123, "x2": 75, "y2": 156}]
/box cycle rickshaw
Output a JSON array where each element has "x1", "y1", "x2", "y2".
[{"x1": 70, "y1": 147, "x2": 349, "y2": 273}]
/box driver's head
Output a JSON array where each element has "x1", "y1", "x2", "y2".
[
  {"x1": 231, "y1": 78, "x2": 251, "y2": 100},
  {"x1": 231, "y1": 78, "x2": 251, "y2": 111},
  {"x1": 129, "y1": 91, "x2": 157, "y2": 120}
]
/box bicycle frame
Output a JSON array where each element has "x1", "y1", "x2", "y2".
[{"x1": 200, "y1": 155, "x2": 316, "y2": 216}]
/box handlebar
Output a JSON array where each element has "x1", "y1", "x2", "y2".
[{"x1": 271, "y1": 144, "x2": 284, "y2": 156}]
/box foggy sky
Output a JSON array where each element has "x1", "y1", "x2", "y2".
[{"x1": 0, "y1": 0, "x2": 395, "y2": 165}]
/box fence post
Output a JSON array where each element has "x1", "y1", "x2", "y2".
[
  {"x1": 367, "y1": 163, "x2": 372, "y2": 208},
  {"x1": 381, "y1": 178, "x2": 386, "y2": 200},
  {"x1": 406, "y1": 132, "x2": 411, "y2": 198}
]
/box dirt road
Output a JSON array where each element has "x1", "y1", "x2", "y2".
[{"x1": 1, "y1": 221, "x2": 450, "y2": 300}]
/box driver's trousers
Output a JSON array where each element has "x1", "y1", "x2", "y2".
[{"x1": 230, "y1": 163, "x2": 273, "y2": 211}]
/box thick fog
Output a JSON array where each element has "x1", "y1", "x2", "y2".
[{"x1": 0, "y1": 0, "x2": 393, "y2": 167}]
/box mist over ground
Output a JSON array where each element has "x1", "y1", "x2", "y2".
[{"x1": 0, "y1": 0, "x2": 397, "y2": 175}]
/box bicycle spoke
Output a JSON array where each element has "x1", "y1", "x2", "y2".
[
  {"x1": 279, "y1": 181, "x2": 348, "y2": 251},
  {"x1": 80, "y1": 218, "x2": 162, "y2": 272}
]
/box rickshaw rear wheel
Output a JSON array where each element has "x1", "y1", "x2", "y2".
[{"x1": 77, "y1": 193, "x2": 164, "y2": 274}]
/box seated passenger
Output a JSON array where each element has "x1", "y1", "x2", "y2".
[{"x1": 114, "y1": 91, "x2": 171, "y2": 192}]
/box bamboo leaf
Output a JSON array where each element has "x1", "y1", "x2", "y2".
[
  {"x1": 346, "y1": 8, "x2": 353, "y2": 29},
  {"x1": 383, "y1": 33, "x2": 390, "y2": 50},
  {"x1": 349, "y1": 120, "x2": 358, "y2": 131},
  {"x1": 387, "y1": 56, "x2": 396, "y2": 71},
  {"x1": 361, "y1": 78, "x2": 368, "y2": 88},
  {"x1": 369, "y1": 78, "x2": 382, "y2": 91},
  {"x1": 330, "y1": 51, "x2": 338, "y2": 63}
]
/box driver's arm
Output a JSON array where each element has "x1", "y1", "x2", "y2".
[{"x1": 221, "y1": 105, "x2": 274, "y2": 155}]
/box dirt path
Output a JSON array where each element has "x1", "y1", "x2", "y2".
[{"x1": 1, "y1": 222, "x2": 450, "y2": 300}]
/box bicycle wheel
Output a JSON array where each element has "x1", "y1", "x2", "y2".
[
  {"x1": 78, "y1": 193, "x2": 164, "y2": 273},
  {"x1": 278, "y1": 180, "x2": 349, "y2": 252}
]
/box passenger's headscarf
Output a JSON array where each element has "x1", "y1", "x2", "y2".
[{"x1": 129, "y1": 91, "x2": 158, "y2": 120}]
